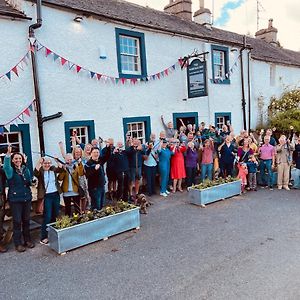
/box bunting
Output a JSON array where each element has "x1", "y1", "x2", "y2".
[
  {"x1": 0, "y1": 50, "x2": 31, "y2": 81},
  {"x1": 0, "y1": 100, "x2": 35, "y2": 134},
  {"x1": 35, "y1": 40, "x2": 183, "y2": 86}
]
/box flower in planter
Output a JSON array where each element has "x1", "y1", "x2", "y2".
[{"x1": 191, "y1": 177, "x2": 239, "y2": 190}]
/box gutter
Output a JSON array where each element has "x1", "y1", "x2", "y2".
[{"x1": 0, "y1": 12, "x2": 32, "y2": 20}]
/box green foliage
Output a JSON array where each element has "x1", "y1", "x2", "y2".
[
  {"x1": 54, "y1": 201, "x2": 137, "y2": 230},
  {"x1": 268, "y1": 89, "x2": 300, "y2": 132},
  {"x1": 191, "y1": 176, "x2": 239, "y2": 190}
]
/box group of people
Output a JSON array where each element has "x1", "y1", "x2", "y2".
[{"x1": 0, "y1": 116, "x2": 300, "y2": 253}]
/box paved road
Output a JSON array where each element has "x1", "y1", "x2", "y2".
[{"x1": 1, "y1": 188, "x2": 300, "y2": 300}]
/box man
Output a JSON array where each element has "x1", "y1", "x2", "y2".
[
  {"x1": 161, "y1": 115, "x2": 176, "y2": 139},
  {"x1": 258, "y1": 136, "x2": 276, "y2": 190},
  {"x1": 292, "y1": 135, "x2": 300, "y2": 189},
  {"x1": 265, "y1": 128, "x2": 277, "y2": 146},
  {"x1": 275, "y1": 135, "x2": 294, "y2": 190}
]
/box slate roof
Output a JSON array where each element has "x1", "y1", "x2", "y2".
[
  {"x1": 0, "y1": 0, "x2": 31, "y2": 19},
  {"x1": 39, "y1": 0, "x2": 300, "y2": 67}
]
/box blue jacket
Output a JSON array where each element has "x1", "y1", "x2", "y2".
[
  {"x1": 3, "y1": 156, "x2": 32, "y2": 203},
  {"x1": 246, "y1": 161, "x2": 258, "y2": 173}
]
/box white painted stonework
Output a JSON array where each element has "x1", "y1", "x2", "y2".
[{"x1": 0, "y1": 1, "x2": 299, "y2": 168}]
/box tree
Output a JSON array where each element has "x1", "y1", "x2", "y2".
[{"x1": 268, "y1": 88, "x2": 300, "y2": 133}]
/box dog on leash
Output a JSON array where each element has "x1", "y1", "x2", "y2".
[{"x1": 135, "y1": 194, "x2": 152, "y2": 214}]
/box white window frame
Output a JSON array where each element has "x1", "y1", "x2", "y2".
[
  {"x1": 0, "y1": 131, "x2": 23, "y2": 156},
  {"x1": 213, "y1": 50, "x2": 225, "y2": 79},
  {"x1": 69, "y1": 126, "x2": 88, "y2": 145},
  {"x1": 216, "y1": 116, "x2": 226, "y2": 129},
  {"x1": 119, "y1": 35, "x2": 141, "y2": 75},
  {"x1": 127, "y1": 122, "x2": 145, "y2": 144}
]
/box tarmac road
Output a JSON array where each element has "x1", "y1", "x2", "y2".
[{"x1": 1, "y1": 188, "x2": 300, "y2": 300}]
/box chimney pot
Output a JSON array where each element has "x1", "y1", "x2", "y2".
[
  {"x1": 255, "y1": 18, "x2": 278, "y2": 46},
  {"x1": 164, "y1": 0, "x2": 192, "y2": 21}
]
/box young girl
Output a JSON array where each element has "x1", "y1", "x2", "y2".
[
  {"x1": 237, "y1": 162, "x2": 248, "y2": 193},
  {"x1": 246, "y1": 155, "x2": 258, "y2": 191}
]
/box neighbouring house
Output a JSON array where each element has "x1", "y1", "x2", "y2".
[{"x1": 0, "y1": 0, "x2": 299, "y2": 170}]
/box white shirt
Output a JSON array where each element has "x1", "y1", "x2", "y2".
[{"x1": 43, "y1": 170, "x2": 57, "y2": 194}]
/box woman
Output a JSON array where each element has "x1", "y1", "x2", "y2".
[
  {"x1": 170, "y1": 140, "x2": 186, "y2": 192},
  {"x1": 201, "y1": 138, "x2": 214, "y2": 181},
  {"x1": 58, "y1": 153, "x2": 84, "y2": 217},
  {"x1": 218, "y1": 135, "x2": 236, "y2": 178},
  {"x1": 158, "y1": 140, "x2": 173, "y2": 197},
  {"x1": 185, "y1": 142, "x2": 198, "y2": 187},
  {"x1": 237, "y1": 138, "x2": 254, "y2": 163},
  {"x1": 34, "y1": 157, "x2": 63, "y2": 245},
  {"x1": 3, "y1": 146, "x2": 34, "y2": 252},
  {"x1": 85, "y1": 146, "x2": 111, "y2": 210}
]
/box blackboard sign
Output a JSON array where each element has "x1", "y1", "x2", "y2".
[{"x1": 187, "y1": 59, "x2": 207, "y2": 98}]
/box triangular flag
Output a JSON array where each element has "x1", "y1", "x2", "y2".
[
  {"x1": 53, "y1": 54, "x2": 59, "y2": 61},
  {"x1": 61, "y1": 57, "x2": 67, "y2": 66},
  {"x1": 172, "y1": 64, "x2": 176, "y2": 70},
  {"x1": 76, "y1": 65, "x2": 82, "y2": 73},
  {"x1": 131, "y1": 78, "x2": 137, "y2": 85},
  {"x1": 23, "y1": 108, "x2": 31, "y2": 117},
  {"x1": 68, "y1": 62, "x2": 74, "y2": 70},
  {"x1": 96, "y1": 73, "x2": 102, "y2": 80},
  {"x1": 29, "y1": 104, "x2": 33, "y2": 111},
  {"x1": 6, "y1": 72, "x2": 11, "y2": 80},
  {"x1": 22, "y1": 57, "x2": 28, "y2": 66},
  {"x1": 0, "y1": 127, "x2": 4, "y2": 136},
  {"x1": 45, "y1": 48, "x2": 52, "y2": 57},
  {"x1": 18, "y1": 114, "x2": 24, "y2": 123},
  {"x1": 12, "y1": 66, "x2": 19, "y2": 77},
  {"x1": 90, "y1": 72, "x2": 95, "y2": 79},
  {"x1": 157, "y1": 73, "x2": 160, "y2": 79},
  {"x1": 164, "y1": 69, "x2": 169, "y2": 76},
  {"x1": 151, "y1": 75, "x2": 156, "y2": 80},
  {"x1": 178, "y1": 58, "x2": 183, "y2": 66},
  {"x1": 12, "y1": 119, "x2": 19, "y2": 127},
  {"x1": 115, "y1": 78, "x2": 119, "y2": 84},
  {"x1": 121, "y1": 78, "x2": 126, "y2": 84}
]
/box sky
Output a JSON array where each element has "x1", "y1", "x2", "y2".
[{"x1": 126, "y1": 0, "x2": 300, "y2": 51}]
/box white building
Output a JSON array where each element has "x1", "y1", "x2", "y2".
[{"x1": 0, "y1": 0, "x2": 299, "y2": 170}]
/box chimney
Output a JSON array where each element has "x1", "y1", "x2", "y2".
[
  {"x1": 164, "y1": 0, "x2": 192, "y2": 21},
  {"x1": 5, "y1": 0, "x2": 24, "y2": 11},
  {"x1": 194, "y1": 0, "x2": 212, "y2": 28},
  {"x1": 255, "y1": 18, "x2": 278, "y2": 46}
]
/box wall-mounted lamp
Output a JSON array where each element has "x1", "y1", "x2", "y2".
[
  {"x1": 74, "y1": 16, "x2": 83, "y2": 22},
  {"x1": 99, "y1": 46, "x2": 107, "y2": 59},
  {"x1": 231, "y1": 47, "x2": 238, "y2": 52}
]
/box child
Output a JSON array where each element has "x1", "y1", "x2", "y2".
[
  {"x1": 237, "y1": 162, "x2": 248, "y2": 193},
  {"x1": 246, "y1": 155, "x2": 258, "y2": 191}
]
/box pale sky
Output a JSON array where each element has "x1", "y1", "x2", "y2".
[{"x1": 126, "y1": 0, "x2": 300, "y2": 51}]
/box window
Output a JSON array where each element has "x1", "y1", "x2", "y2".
[
  {"x1": 0, "y1": 132, "x2": 23, "y2": 155},
  {"x1": 173, "y1": 112, "x2": 199, "y2": 131},
  {"x1": 120, "y1": 36, "x2": 141, "y2": 75},
  {"x1": 215, "y1": 113, "x2": 231, "y2": 129},
  {"x1": 270, "y1": 64, "x2": 276, "y2": 86},
  {"x1": 69, "y1": 126, "x2": 88, "y2": 145},
  {"x1": 123, "y1": 116, "x2": 151, "y2": 144},
  {"x1": 64, "y1": 121, "x2": 95, "y2": 153},
  {"x1": 116, "y1": 28, "x2": 147, "y2": 79},
  {"x1": 127, "y1": 122, "x2": 145, "y2": 143},
  {"x1": 211, "y1": 45, "x2": 230, "y2": 84}
]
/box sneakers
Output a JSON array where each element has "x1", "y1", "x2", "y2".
[
  {"x1": 283, "y1": 186, "x2": 290, "y2": 191},
  {"x1": 160, "y1": 192, "x2": 168, "y2": 197},
  {"x1": 15, "y1": 245, "x2": 26, "y2": 252},
  {"x1": 165, "y1": 190, "x2": 170, "y2": 195},
  {"x1": 40, "y1": 238, "x2": 49, "y2": 245},
  {"x1": 278, "y1": 186, "x2": 282, "y2": 190}
]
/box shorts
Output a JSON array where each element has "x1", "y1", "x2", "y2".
[{"x1": 129, "y1": 167, "x2": 142, "y2": 182}]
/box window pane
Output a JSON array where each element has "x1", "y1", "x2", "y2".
[{"x1": 8, "y1": 133, "x2": 19, "y2": 143}]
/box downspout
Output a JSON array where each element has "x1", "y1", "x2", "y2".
[
  {"x1": 247, "y1": 49, "x2": 252, "y2": 131},
  {"x1": 29, "y1": 0, "x2": 45, "y2": 154},
  {"x1": 240, "y1": 35, "x2": 247, "y2": 131}
]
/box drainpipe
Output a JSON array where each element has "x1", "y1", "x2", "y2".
[
  {"x1": 240, "y1": 35, "x2": 247, "y2": 131},
  {"x1": 29, "y1": 0, "x2": 45, "y2": 154},
  {"x1": 247, "y1": 49, "x2": 252, "y2": 131}
]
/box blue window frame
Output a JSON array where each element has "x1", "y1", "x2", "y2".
[
  {"x1": 211, "y1": 45, "x2": 230, "y2": 84},
  {"x1": 64, "y1": 120, "x2": 95, "y2": 153},
  {"x1": 123, "y1": 116, "x2": 151, "y2": 144},
  {"x1": 0, "y1": 124, "x2": 33, "y2": 173},
  {"x1": 173, "y1": 112, "x2": 199, "y2": 131},
  {"x1": 215, "y1": 112, "x2": 231, "y2": 129},
  {"x1": 115, "y1": 28, "x2": 147, "y2": 79}
]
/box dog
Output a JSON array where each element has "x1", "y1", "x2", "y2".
[{"x1": 135, "y1": 194, "x2": 152, "y2": 214}]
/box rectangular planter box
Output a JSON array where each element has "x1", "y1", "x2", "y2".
[
  {"x1": 48, "y1": 208, "x2": 140, "y2": 254},
  {"x1": 188, "y1": 180, "x2": 242, "y2": 206}
]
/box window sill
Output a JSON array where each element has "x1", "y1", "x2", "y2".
[
  {"x1": 119, "y1": 73, "x2": 147, "y2": 79},
  {"x1": 211, "y1": 79, "x2": 231, "y2": 85}
]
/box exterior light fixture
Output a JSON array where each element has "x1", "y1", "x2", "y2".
[{"x1": 74, "y1": 16, "x2": 83, "y2": 22}]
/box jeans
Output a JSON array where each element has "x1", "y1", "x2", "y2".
[
  {"x1": 116, "y1": 172, "x2": 129, "y2": 201},
  {"x1": 144, "y1": 165, "x2": 156, "y2": 196},
  {"x1": 201, "y1": 163, "x2": 213, "y2": 181},
  {"x1": 186, "y1": 167, "x2": 197, "y2": 187},
  {"x1": 41, "y1": 192, "x2": 60, "y2": 240},
  {"x1": 9, "y1": 201, "x2": 32, "y2": 246},
  {"x1": 248, "y1": 173, "x2": 257, "y2": 190},
  {"x1": 292, "y1": 168, "x2": 300, "y2": 189},
  {"x1": 89, "y1": 187, "x2": 105, "y2": 210},
  {"x1": 159, "y1": 165, "x2": 170, "y2": 193},
  {"x1": 63, "y1": 196, "x2": 80, "y2": 217},
  {"x1": 259, "y1": 159, "x2": 273, "y2": 187}
]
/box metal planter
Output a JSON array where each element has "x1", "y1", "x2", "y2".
[
  {"x1": 48, "y1": 208, "x2": 140, "y2": 254},
  {"x1": 188, "y1": 180, "x2": 242, "y2": 206}
]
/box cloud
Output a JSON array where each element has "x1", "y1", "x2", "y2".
[{"x1": 214, "y1": 0, "x2": 246, "y2": 26}]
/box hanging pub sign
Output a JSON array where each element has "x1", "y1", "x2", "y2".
[{"x1": 187, "y1": 59, "x2": 207, "y2": 98}]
